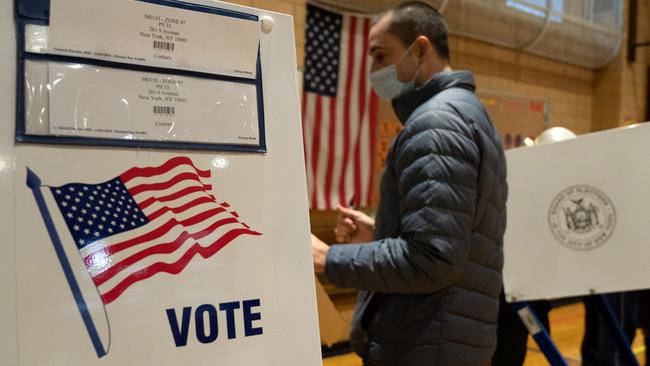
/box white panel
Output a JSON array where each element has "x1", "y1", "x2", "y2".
[
  {"x1": 3, "y1": 1, "x2": 321, "y2": 365},
  {"x1": 504, "y1": 123, "x2": 650, "y2": 301},
  {"x1": 0, "y1": 0, "x2": 18, "y2": 364}
]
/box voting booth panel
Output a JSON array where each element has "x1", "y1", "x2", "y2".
[
  {"x1": 1, "y1": 1, "x2": 322, "y2": 365},
  {"x1": 0, "y1": 0, "x2": 18, "y2": 364},
  {"x1": 503, "y1": 123, "x2": 650, "y2": 302}
]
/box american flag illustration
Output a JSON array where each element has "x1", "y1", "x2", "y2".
[
  {"x1": 27, "y1": 157, "x2": 262, "y2": 357},
  {"x1": 302, "y1": 4, "x2": 378, "y2": 210},
  {"x1": 33, "y1": 156, "x2": 262, "y2": 305}
]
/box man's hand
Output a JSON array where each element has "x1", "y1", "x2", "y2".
[
  {"x1": 334, "y1": 204, "x2": 375, "y2": 243},
  {"x1": 311, "y1": 234, "x2": 329, "y2": 274}
]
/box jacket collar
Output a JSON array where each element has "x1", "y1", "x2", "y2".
[{"x1": 391, "y1": 71, "x2": 476, "y2": 124}]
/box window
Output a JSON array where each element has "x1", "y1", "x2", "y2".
[{"x1": 506, "y1": 0, "x2": 564, "y2": 22}]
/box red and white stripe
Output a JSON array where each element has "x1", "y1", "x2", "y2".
[
  {"x1": 79, "y1": 157, "x2": 261, "y2": 305},
  {"x1": 302, "y1": 13, "x2": 378, "y2": 210}
]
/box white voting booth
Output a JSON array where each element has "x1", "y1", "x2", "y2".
[
  {"x1": 504, "y1": 123, "x2": 650, "y2": 302},
  {"x1": 1, "y1": 1, "x2": 322, "y2": 365}
]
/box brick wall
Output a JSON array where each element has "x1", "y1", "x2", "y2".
[
  {"x1": 593, "y1": 0, "x2": 649, "y2": 130},
  {"x1": 450, "y1": 36, "x2": 595, "y2": 134},
  {"x1": 620, "y1": 0, "x2": 649, "y2": 125}
]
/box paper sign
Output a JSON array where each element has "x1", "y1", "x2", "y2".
[
  {"x1": 47, "y1": 62, "x2": 260, "y2": 145},
  {"x1": 48, "y1": 0, "x2": 260, "y2": 78}
]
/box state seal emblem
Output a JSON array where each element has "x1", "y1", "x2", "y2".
[{"x1": 548, "y1": 185, "x2": 616, "y2": 250}]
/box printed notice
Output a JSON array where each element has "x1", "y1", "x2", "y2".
[
  {"x1": 48, "y1": 0, "x2": 260, "y2": 78},
  {"x1": 48, "y1": 63, "x2": 260, "y2": 145}
]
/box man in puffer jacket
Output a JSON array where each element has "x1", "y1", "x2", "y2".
[{"x1": 311, "y1": 2, "x2": 508, "y2": 365}]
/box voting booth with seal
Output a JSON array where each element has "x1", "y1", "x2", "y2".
[
  {"x1": 503, "y1": 122, "x2": 650, "y2": 365},
  {"x1": 1, "y1": 0, "x2": 322, "y2": 365}
]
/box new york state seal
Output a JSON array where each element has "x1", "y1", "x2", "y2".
[{"x1": 548, "y1": 185, "x2": 616, "y2": 250}]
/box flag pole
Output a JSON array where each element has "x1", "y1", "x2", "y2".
[{"x1": 26, "y1": 168, "x2": 108, "y2": 358}]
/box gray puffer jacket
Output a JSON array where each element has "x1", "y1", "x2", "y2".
[{"x1": 325, "y1": 71, "x2": 508, "y2": 366}]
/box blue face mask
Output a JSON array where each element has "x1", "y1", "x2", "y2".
[{"x1": 370, "y1": 44, "x2": 422, "y2": 100}]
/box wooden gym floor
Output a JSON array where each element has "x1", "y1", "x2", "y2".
[{"x1": 323, "y1": 302, "x2": 647, "y2": 366}]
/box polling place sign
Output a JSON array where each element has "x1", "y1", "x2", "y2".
[
  {"x1": 1, "y1": 0, "x2": 322, "y2": 365},
  {"x1": 503, "y1": 123, "x2": 650, "y2": 302}
]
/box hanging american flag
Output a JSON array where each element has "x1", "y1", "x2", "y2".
[
  {"x1": 302, "y1": 3, "x2": 378, "y2": 210},
  {"x1": 30, "y1": 157, "x2": 262, "y2": 305}
]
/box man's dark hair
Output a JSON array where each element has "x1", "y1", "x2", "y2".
[{"x1": 384, "y1": 1, "x2": 450, "y2": 61}]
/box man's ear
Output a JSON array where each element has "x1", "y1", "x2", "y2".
[{"x1": 413, "y1": 35, "x2": 430, "y2": 58}]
